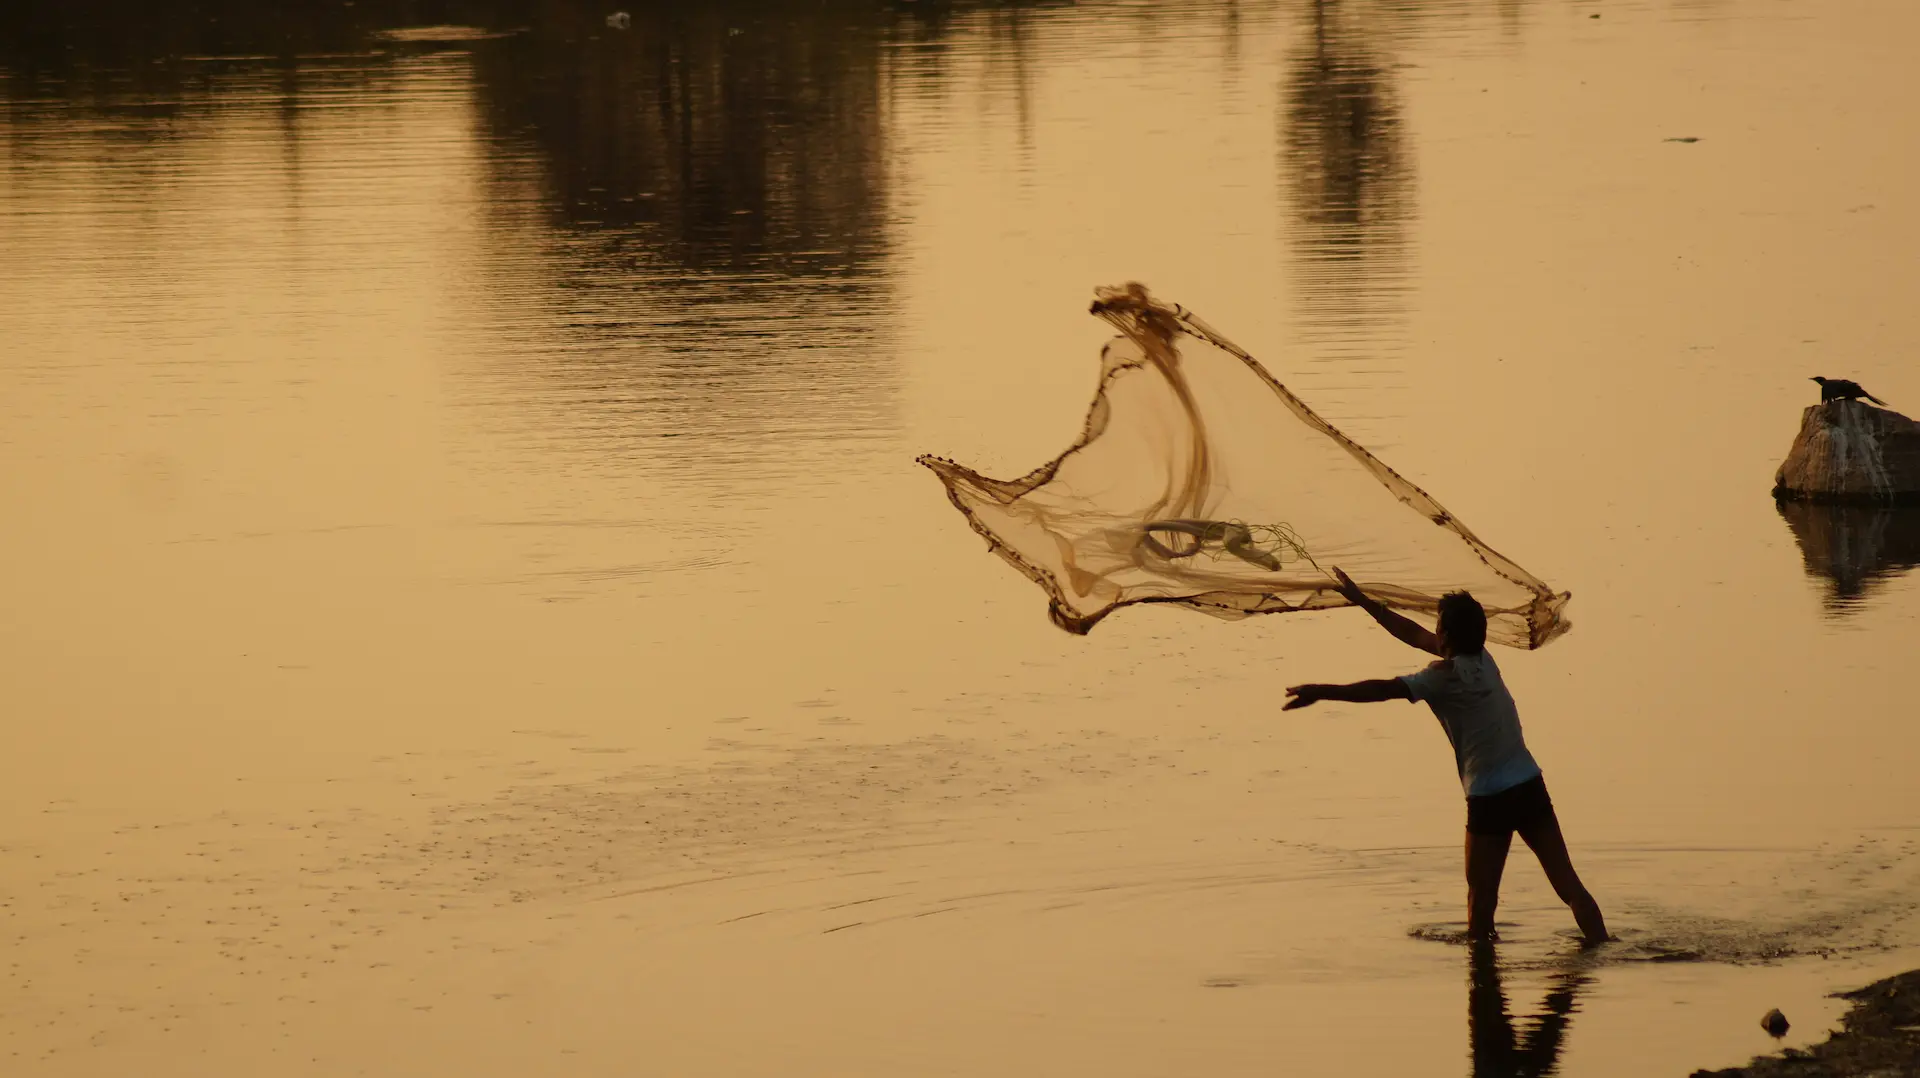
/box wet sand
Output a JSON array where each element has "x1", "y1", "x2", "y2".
[
  {"x1": 4, "y1": 1, "x2": 1919, "y2": 1075},
  {"x1": 1690, "y1": 969, "x2": 1920, "y2": 1077}
]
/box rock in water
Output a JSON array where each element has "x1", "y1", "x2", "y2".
[
  {"x1": 1760, "y1": 1008, "x2": 1790, "y2": 1037},
  {"x1": 1773, "y1": 400, "x2": 1920, "y2": 504}
]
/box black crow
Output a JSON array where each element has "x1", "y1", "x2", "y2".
[{"x1": 1811, "y1": 376, "x2": 1886, "y2": 405}]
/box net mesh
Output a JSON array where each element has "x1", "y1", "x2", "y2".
[{"x1": 917, "y1": 283, "x2": 1570, "y2": 648}]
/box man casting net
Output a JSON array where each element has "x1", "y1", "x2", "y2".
[{"x1": 916, "y1": 283, "x2": 1570, "y2": 648}]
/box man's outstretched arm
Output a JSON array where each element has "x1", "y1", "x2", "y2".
[
  {"x1": 1330, "y1": 567, "x2": 1444, "y2": 657},
  {"x1": 1283, "y1": 679, "x2": 1412, "y2": 710}
]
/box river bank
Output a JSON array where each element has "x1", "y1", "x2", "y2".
[{"x1": 1691, "y1": 968, "x2": 1920, "y2": 1078}]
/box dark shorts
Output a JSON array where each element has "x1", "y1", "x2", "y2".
[{"x1": 1465, "y1": 775, "x2": 1555, "y2": 837}]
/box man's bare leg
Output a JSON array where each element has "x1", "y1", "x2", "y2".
[
  {"x1": 1518, "y1": 812, "x2": 1608, "y2": 944},
  {"x1": 1466, "y1": 830, "x2": 1512, "y2": 940}
]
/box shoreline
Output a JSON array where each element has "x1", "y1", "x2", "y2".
[{"x1": 1688, "y1": 968, "x2": 1920, "y2": 1077}]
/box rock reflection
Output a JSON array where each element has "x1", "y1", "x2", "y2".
[
  {"x1": 1468, "y1": 942, "x2": 1589, "y2": 1078},
  {"x1": 1776, "y1": 500, "x2": 1920, "y2": 614},
  {"x1": 1280, "y1": 0, "x2": 1414, "y2": 348}
]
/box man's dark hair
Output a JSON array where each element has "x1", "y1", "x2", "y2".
[{"x1": 1437, "y1": 591, "x2": 1487, "y2": 655}]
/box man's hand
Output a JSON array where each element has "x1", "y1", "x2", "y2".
[
  {"x1": 1330, "y1": 566, "x2": 1369, "y2": 606},
  {"x1": 1328, "y1": 566, "x2": 1445, "y2": 657},
  {"x1": 1283, "y1": 684, "x2": 1323, "y2": 710}
]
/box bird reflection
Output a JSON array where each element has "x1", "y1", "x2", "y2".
[
  {"x1": 1468, "y1": 941, "x2": 1590, "y2": 1078},
  {"x1": 1776, "y1": 500, "x2": 1920, "y2": 614},
  {"x1": 1280, "y1": 0, "x2": 1414, "y2": 345}
]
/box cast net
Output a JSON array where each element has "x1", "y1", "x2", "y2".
[{"x1": 917, "y1": 283, "x2": 1570, "y2": 647}]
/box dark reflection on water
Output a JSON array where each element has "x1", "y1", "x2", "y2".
[
  {"x1": 470, "y1": 3, "x2": 893, "y2": 270},
  {"x1": 0, "y1": 2, "x2": 391, "y2": 85},
  {"x1": 1280, "y1": 0, "x2": 1413, "y2": 350},
  {"x1": 1776, "y1": 500, "x2": 1920, "y2": 614},
  {"x1": 1468, "y1": 942, "x2": 1590, "y2": 1078},
  {"x1": 0, "y1": 1, "x2": 998, "y2": 471},
  {"x1": 453, "y1": 4, "x2": 913, "y2": 464}
]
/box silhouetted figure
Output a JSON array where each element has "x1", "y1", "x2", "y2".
[
  {"x1": 1285, "y1": 574, "x2": 1609, "y2": 944},
  {"x1": 1811, "y1": 377, "x2": 1886, "y2": 405},
  {"x1": 1468, "y1": 941, "x2": 1588, "y2": 1078}
]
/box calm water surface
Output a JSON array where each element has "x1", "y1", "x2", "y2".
[{"x1": 3, "y1": 1, "x2": 1918, "y2": 1075}]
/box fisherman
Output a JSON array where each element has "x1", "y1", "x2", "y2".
[{"x1": 1282, "y1": 569, "x2": 1609, "y2": 945}]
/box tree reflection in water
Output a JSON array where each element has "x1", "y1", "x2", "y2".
[{"x1": 1280, "y1": 0, "x2": 1414, "y2": 350}]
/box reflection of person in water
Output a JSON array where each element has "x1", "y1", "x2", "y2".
[
  {"x1": 1469, "y1": 941, "x2": 1587, "y2": 1078},
  {"x1": 1282, "y1": 569, "x2": 1609, "y2": 944}
]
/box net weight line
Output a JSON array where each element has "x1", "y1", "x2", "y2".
[{"x1": 1137, "y1": 519, "x2": 1319, "y2": 573}]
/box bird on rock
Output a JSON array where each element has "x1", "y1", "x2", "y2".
[{"x1": 1811, "y1": 376, "x2": 1886, "y2": 405}]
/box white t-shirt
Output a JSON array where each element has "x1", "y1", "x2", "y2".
[{"x1": 1398, "y1": 650, "x2": 1542, "y2": 798}]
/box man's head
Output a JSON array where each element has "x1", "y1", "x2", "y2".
[{"x1": 1436, "y1": 591, "x2": 1487, "y2": 656}]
